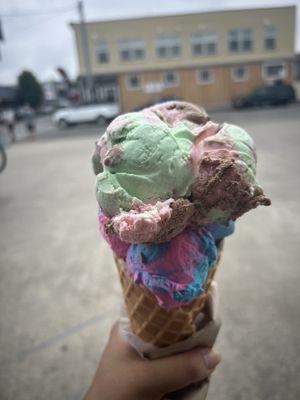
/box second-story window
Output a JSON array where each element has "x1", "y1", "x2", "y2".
[
  {"x1": 156, "y1": 35, "x2": 181, "y2": 58},
  {"x1": 264, "y1": 26, "x2": 277, "y2": 50},
  {"x1": 95, "y1": 40, "x2": 109, "y2": 64},
  {"x1": 191, "y1": 32, "x2": 217, "y2": 56},
  {"x1": 228, "y1": 29, "x2": 253, "y2": 52},
  {"x1": 118, "y1": 39, "x2": 145, "y2": 62}
]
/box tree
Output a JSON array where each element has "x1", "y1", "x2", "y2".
[{"x1": 17, "y1": 70, "x2": 44, "y2": 109}]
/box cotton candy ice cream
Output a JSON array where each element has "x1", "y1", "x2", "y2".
[
  {"x1": 206, "y1": 220, "x2": 235, "y2": 242},
  {"x1": 98, "y1": 211, "x2": 235, "y2": 309},
  {"x1": 93, "y1": 101, "x2": 270, "y2": 243},
  {"x1": 126, "y1": 228, "x2": 217, "y2": 310}
]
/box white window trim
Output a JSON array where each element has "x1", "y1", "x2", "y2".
[
  {"x1": 196, "y1": 68, "x2": 214, "y2": 85},
  {"x1": 94, "y1": 40, "x2": 109, "y2": 64},
  {"x1": 190, "y1": 32, "x2": 218, "y2": 56},
  {"x1": 230, "y1": 65, "x2": 250, "y2": 82},
  {"x1": 228, "y1": 28, "x2": 253, "y2": 53},
  {"x1": 125, "y1": 74, "x2": 142, "y2": 91},
  {"x1": 261, "y1": 61, "x2": 287, "y2": 81},
  {"x1": 118, "y1": 38, "x2": 145, "y2": 62},
  {"x1": 155, "y1": 35, "x2": 181, "y2": 59},
  {"x1": 162, "y1": 71, "x2": 180, "y2": 87},
  {"x1": 264, "y1": 26, "x2": 277, "y2": 51}
]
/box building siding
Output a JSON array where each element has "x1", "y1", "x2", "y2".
[{"x1": 118, "y1": 61, "x2": 293, "y2": 112}]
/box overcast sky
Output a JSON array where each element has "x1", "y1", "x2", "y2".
[{"x1": 0, "y1": 0, "x2": 299, "y2": 85}]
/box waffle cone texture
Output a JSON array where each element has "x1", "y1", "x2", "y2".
[{"x1": 114, "y1": 241, "x2": 223, "y2": 347}]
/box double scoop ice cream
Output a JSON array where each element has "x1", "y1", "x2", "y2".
[{"x1": 93, "y1": 101, "x2": 270, "y2": 310}]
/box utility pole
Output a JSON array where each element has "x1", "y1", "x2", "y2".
[
  {"x1": 0, "y1": 17, "x2": 5, "y2": 61},
  {"x1": 77, "y1": 1, "x2": 93, "y2": 103}
]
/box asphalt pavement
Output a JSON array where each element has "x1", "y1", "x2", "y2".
[{"x1": 0, "y1": 105, "x2": 299, "y2": 400}]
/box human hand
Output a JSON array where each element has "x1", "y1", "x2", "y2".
[{"x1": 83, "y1": 322, "x2": 221, "y2": 400}]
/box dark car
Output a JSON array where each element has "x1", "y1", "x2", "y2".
[{"x1": 233, "y1": 81, "x2": 296, "y2": 109}]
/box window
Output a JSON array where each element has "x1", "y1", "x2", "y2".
[
  {"x1": 191, "y1": 32, "x2": 217, "y2": 56},
  {"x1": 126, "y1": 74, "x2": 141, "y2": 90},
  {"x1": 197, "y1": 68, "x2": 214, "y2": 84},
  {"x1": 231, "y1": 66, "x2": 249, "y2": 82},
  {"x1": 156, "y1": 35, "x2": 181, "y2": 58},
  {"x1": 118, "y1": 39, "x2": 145, "y2": 62},
  {"x1": 162, "y1": 71, "x2": 179, "y2": 87},
  {"x1": 262, "y1": 62, "x2": 286, "y2": 80},
  {"x1": 264, "y1": 26, "x2": 277, "y2": 50},
  {"x1": 228, "y1": 29, "x2": 253, "y2": 52},
  {"x1": 95, "y1": 86, "x2": 117, "y2": 102},
  {"x1": 95, "y1": 40, "x2": 109, "y2": 64}
]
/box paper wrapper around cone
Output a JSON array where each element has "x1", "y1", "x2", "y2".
[{"x1": 114, "y1": 240, "x2": 223, "y2": 347}]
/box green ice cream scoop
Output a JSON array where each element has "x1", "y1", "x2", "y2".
[{"x1": 96, "y1": 112, "x2": 196, "y2": 217}]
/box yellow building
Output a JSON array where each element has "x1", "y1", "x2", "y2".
[{"x1": 71, "y1": 6, "x2": 295, "y2": 112}]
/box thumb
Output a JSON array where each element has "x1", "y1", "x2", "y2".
[{"x1": 147, "y1": 347, "x2": 221, "y2": 394}]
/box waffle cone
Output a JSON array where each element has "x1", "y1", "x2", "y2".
[{"x1": 114, "y1": 241, "x2": 223, "y2": 347}]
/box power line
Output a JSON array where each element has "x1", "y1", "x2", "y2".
[
  {"x1": 8, "y1": 10, "x2": 76, "y2": 38},
  {"x1": 0, "y1": 7, "x2": 77, "y2": 43},
  {"x1": 0, "y1": 3, "x2": 76, "y2": 18}
]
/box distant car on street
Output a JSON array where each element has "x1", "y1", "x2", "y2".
[
  {"x1": 232, "y1": 81, "x2": 296, "y2": 109},
  {"x1": 52, "y1": 103, "x2": 120, "y2": 129}
]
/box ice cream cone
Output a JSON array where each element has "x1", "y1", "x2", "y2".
[{"x1": 114, "y1": 241, "x2": 223, "y2": 347}]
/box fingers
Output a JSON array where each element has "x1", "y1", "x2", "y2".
[
  {"x1": 107, "y1": 322, "x2": 221, "y2": 395},
  {"x1": 147, "y1": 347, "x2": 221, "y2": 394}
]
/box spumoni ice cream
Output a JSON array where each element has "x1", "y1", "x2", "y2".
[{"x1": 93, "y1": 101, "x2": 270, "y2": 244}]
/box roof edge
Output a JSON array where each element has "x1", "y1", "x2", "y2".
[{"x1": 70, "y1": 5, "x2": 296, "y2": 26}]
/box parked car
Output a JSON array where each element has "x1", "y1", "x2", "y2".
[
  {"x1": 52, "y1": 103, "x2": 120, "y2": 128},
  {"x1": 232, "y1": 81, "x2": 296, "y2": 109}
]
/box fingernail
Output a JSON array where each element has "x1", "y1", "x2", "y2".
[{"x1": 200, "y1": 348, "x2": 221, "y2": 369}]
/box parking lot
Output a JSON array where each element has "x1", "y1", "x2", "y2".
[{"x1": 0, "y1": 104, "x2": 300, "y2": 400}]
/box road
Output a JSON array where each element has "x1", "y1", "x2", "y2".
[
  {"x1": 1, "y1": 116, "x2": 102, "y2": 142},
  {"x1": 0, "y1": 105, "x2": 300, "y2": 400}
]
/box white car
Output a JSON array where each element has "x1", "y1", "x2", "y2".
[{"x1": 52, "y1": 103, "x2": 120, "y2": 128}]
